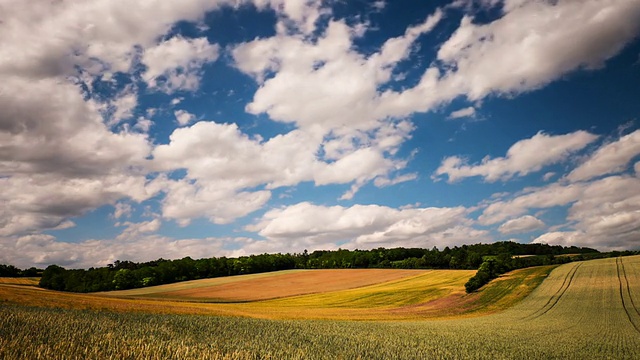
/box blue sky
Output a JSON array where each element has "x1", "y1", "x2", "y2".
[{"x1": 2, "y1": 0, "x2": 640, "y2": 268}]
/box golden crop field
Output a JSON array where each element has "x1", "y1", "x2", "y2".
[
  {"x1": 0, "y1": 277, "x2": 39, "y2": 286},
  {"x1": 1, "y1": 256, "x2": 639, "y2": 359},
  {"x1": 105, "y1": 268, "x2": 431, "y2": 302},
  {"x1": 0, "y1": 267, "x2": 550, "y2": 320}
]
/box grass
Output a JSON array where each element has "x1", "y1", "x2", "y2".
[{"x1": 1, "y1": 256, "x2": 639, "y2": 359}]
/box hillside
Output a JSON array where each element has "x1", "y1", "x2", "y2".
[
  {"x1": 1, "y1": 266, "x2": 550, "y2": 320},
  {"x1": 1, "y1": 256, "x2": 639, "y2": 359}
]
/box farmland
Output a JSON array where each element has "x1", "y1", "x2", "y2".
[
  {"x1": 104, "y1": 268, "x2": 431, "y2": 302},
  {"x1": 1, "y1": 256, "x2": 640, "y2": 359}
]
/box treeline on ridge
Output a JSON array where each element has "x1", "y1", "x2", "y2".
[
  {"x1": 0, "y1": 264, "x2": 41, "y2": 277},
  {"x1": 30, "y1": 241, "x2": 606, "y2": 293}
]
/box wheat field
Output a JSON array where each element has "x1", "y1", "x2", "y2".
[{"x1": 1, "y1": 256, "x2": 639, "y2": 359}]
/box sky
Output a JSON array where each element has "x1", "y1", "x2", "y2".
[{"x1": 1, "y1": 0, "x2": 640, "y2": 269}]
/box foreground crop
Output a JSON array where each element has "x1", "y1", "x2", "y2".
[{"x1": 1, "y1": 256, "x2": 639, "y2": 359}]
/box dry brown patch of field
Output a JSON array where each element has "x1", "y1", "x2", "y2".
[
  {"x1": 138, "y1": 269, "x2": 429, "y2": 302},
  {"x1": 0, "y1": 277, "x2": 40, "y2": 286}
]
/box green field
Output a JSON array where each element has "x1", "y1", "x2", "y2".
[{"x1": 1, "y1": 256, "x2": 639, "y2": 359}]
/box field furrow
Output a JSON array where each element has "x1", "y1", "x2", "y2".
[
  {"x1": 620, "y1": 257, "x2": 640, "y2": 317},
  {"x1": 526, "y1": 261, "x2": 581, "y2": 319},
  {"x1": 617, "y1": 257, "x2": 640, "y2": 333}
]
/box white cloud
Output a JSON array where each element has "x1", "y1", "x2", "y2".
[
  {"x1": 1, "y1": 0, "x2": 639, "y2": 264},
  {"x1": 117, "y1": 219, "x2": 162, "y2": 239},
  {"x1": 447, "y1": 106, "x2": 475, "y2": 120},
  {"x1": 0, "y1": 174, "x2": 155, "y2": 236},
  {"x1": 150, "y1": 119, "x2": 415, "y2": 223},
  {"x1": 0, "y1": 0, "x2": 242, "y2": 238},
  {"x1": 247, "y1": 202, "x2": 486, "y2": 250},
  {"x1": 373, "y1": 173, "x2": 418, "y2": 188},
  {"x1": 434, "y1": 131, "x2": 598, "y2": 183},
  {"x1": 143, "y1": 36, "x2": 219, "y2": 93},
  {"x1": 253, "y1": 0, "x2": 328, "y2": 35},
  {"x1": 107, "y1": 88, "x2": 138, "y2": 126},
  {"x1": 0, "y1": 0, "x2": 231, "y2": 78},
  {"x1": 174, "y1": 110, "x2": 196, "y2": 126},
  {"x1": 113, "y1": 202, "x2": 133, "y2": 219},
  {"x1": 375, "y1": 0, "x2": 640, "y2": 119},
  {"x1": 498, "y1": 215, "x2": 545, "y2": 234},
  {"x1": 160, "y1": 178, "x2": 272, "y2": 226},
  {"x1": 0, "y1": 231, "x2": 255, "y2": 269},
  {"x1": 532, "y1": 231, "x2": 583, "y2": 248},
  {"x1": 479, "y1": 182, "x2": 585, "y2": 225},
  {"x1": 483, "y1": 174, "x2": 640, "y2": 250},
  {"x1": 0, "y1": 75, "x2": 154, "y2": 237},
  {"x1": 372, "y1": 1, "x2": 386, "y2": 11},
  {"x1": 233, "y1": 10, "x2": 442, "y2": 134},
  {"x1": 436, "y1": 0, "x2": 640, "y2": 100},
  {"x1": 566, "y1": 130, "x2": 640, "y2": 182},
  {"x1": 134, "y1": 117, "x2": 154, "y2": 133}
]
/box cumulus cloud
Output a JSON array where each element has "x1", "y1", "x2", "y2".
[
  {"x1": 174, "y1": 110, "x2": 196, "y2": 126},
  {"x1": 0, "y1": 174, "x2": 155, "y2": 236},
  {"x1": 434, "y1": 131, "x2": 598, "y2": 183},
  {"x1": 436, "y1": 0, "x2": 640, "y2": 100},
  {"x1": 566, "y1": 130, "x2": 640, "y2": 182},
  {"x1": 150, "y1": 119, "x2": 415, "y2": 223},
  {"x1": 247, "y1": 202, "x2": 486, "y2": 251},
  {"x1": 2, "y1": 0, "x2": 640, "y2": 266},
  {"x1": 113, "y1": 202, "x2": 133, "y2": 219},
  {"x1": 0, "y1": 0, "x2": 237, "y2": 237},
  {"x1": 483, "y1": 175, "x2": 640, "y2": 250},
  {"x1": 143, "y1": 36, "x2": 219, "y2": 93},
  {"x1": 233, "y1": 9, "x2": 442, "y2": 134},
  {"x1": 159, "y1": 178, "x2": 272, "y2": 226},
  {"x1": 256, "y1": 0, "x2": 329, "y2": 34},
  {"x1": 376, "y1": 0, "x2": 640, "y2": 119},
  {"x1": 0, "y1": 75, "x2": 154, "y2": 236},
  {"x1": 532, "y1": 231, "x2": 583, "y2": 248},
  {"x1": 498, "y1": 215, "x2": 545, "y2": 234},
  {"x1": 0, "y1": 232, "x2": 255, "y2": 269}
]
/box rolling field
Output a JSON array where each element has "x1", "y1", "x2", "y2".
[
  {"x1": 0, "y1": 266, "x2": 548, "y2": 320},
  {"x1": 104, "y1": 269, "x2": 431, "y2": 302},
  {"x1": 1, "y1": 256, "x2": 639, "y2": 359}
]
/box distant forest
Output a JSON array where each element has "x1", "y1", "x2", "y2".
[{"x1": 2, "y1": 241, "x2": 637, "y2": 294}]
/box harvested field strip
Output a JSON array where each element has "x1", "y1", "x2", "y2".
[
  {"x1": 130, "y1": 269, "x2": 431, "y2": 302},
  {"x1": 259, "y1": 270, "x2": 472, "y2": 308},
  {"x1": 102, "y1": 270, "x2": 306, "y2": 296},
  {"x1": 0, "y1": 277, "x2": 39, "y2": 286}
]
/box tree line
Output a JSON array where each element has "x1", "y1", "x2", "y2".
[
  {"x1": 26, "y1": 241, "x2": 605, "y2": 293},
  {"x1": 0, "y1": 264, "x2": 41, "y2": 277}
]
